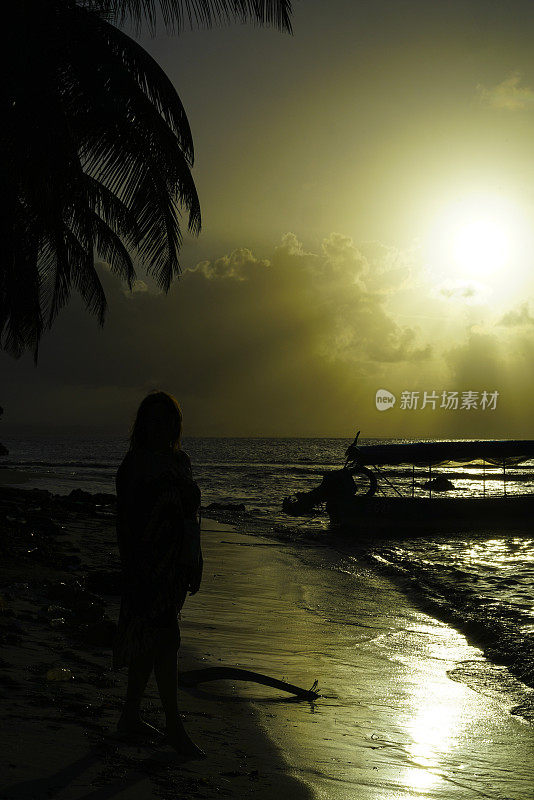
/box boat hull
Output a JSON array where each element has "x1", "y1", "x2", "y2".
[{"x1": 327, "y1": 494, "x2": 534, "y2": 535}]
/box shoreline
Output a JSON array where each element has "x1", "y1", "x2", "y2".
[
  {"x1": 207, "y1": 504, "x2": 534, "y2": 715},
  {"x1": 1, "y1": 483, "x2": 533, "y2": 799},
  {"x1": 363, "y1": 546, "x2": 534, "y2": 704},
  {"x1": 0, "y1": 484, "x2": 313, "y2": 799},
  {"x1": 192, "y1": 512, "x2": 534, "y2": 799}
]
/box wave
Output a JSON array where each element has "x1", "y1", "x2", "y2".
[
  {"x1": 3, "y1": 456, "x2": 532, "y2": 484},
  {"x1": 197, "y1": 461, "x2": 337, "y2": 472},
  {"x1": 367, "y1": 547, "x2": 534, "y2": 701},
  {"x1": 0, "y1": 460, "x2": 116, "y2": 469}
]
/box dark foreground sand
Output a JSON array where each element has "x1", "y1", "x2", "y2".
[{"x1": 0, "y1": 480, "x2": 533, "y2": 799}]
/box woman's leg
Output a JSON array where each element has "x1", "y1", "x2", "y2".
[
  {"x1": 153, "y1": 631, "x2": 179, "y2": 726},
  {"x1": 117, "y1": 649, "x2": 156, "y2": 733},
  {"x1": 154, "y1": 627, "x2": 205, "y2": 757}
]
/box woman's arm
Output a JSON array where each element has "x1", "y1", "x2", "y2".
[{"x1": 188, "y1": 548, "x2": 203, "y2": 595}]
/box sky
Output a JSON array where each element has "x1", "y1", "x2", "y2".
[{"x1": 3, "y1": 0, "x2": 534, "y2": 437}]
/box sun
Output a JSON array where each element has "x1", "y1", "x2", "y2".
[
  {"x1": 451, "y1": 217, "x2": 510, "y2": 277},
  {"x1": 424, "y1": 192, "x2": 524, "y2": 284}
]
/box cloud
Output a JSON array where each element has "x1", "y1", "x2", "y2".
[
  {"x1": 358, "y1": 240, "x2": 419, "y2": 295},
  {"x1": 131, "y1": 279, "x2": 149, "y2": 293},
  {"x1": 186, "y1": 248, "x2": 270, "y2": 281},
  {"x1": 0, "y1": 233, "x2": 430, "y2": 435},
  {"x1": 435, "y1": 280, "x2": 491, "y2": 304},
  {"x1": 5, "y1": 233, "x2": 533, "y2": 436},
  {"x1": 320, "y1": 232, "x2": 368, "y2": 278},
  {"x1": 497, "y1": 302, "x2": 534, "y2": 327},
  {"x1": 477, "y1": 71, "x2": 534, "y2": 110},
  {"x1": 445, "y1": 331, "x2": 504, "y2": 388},
  {"x1": 442, "y1": 328, "x2": 534, "y2": 436}
]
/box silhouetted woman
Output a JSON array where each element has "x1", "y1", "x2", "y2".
[{"x1": 112, "y1": 391, "x2": 204, "y2": 757}]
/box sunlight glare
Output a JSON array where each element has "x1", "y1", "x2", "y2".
[
  {"x1": 424, "y1": 192, "x2": 525, "y2": 287},
  {"x1": 451, "y1": 218, "x2": 510, "y2": 276}
]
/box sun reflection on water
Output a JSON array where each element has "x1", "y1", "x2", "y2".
[{"x1": 396, "y1": 626, "x2": 482, "y2": 794}]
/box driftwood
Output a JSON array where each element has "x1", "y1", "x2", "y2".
[{"x1": 178, "y1": 667, "x2": 320, "y2": 700}]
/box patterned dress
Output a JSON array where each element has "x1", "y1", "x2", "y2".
[{"x1": 112, "y1": 448, "x2": 202, "y2": 669}]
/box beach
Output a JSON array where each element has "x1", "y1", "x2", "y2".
[
  {"x1": 0, "y1": 480, "x2": 533, "y2": 800},
  {"x1": 6, "y1": 3, "x2": 534, "y2": 798}
]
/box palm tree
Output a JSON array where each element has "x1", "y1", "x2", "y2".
[{"x1": 2, "y1": 0, "x2": 292, "y2": 359}]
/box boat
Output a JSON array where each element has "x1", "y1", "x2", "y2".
[{"x1": 282, "y1": 433, "x2": 534, "y2": 534}]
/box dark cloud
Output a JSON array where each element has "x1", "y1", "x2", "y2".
[
  {"x1": 442, "y1": 329, "x2": 534, "y2": 437},
  {"x1": 498, "y1": 302, "x2": 534, "y2": 327},
  {"x1": 1, "y1": 233, "x2": 430, "y2": 435},
  {"x1": 477, "y1": 72, "x2": 534, "y2": 111}
]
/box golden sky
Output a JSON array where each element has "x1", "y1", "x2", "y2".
[{"x1": 3, "y1": 0, "x2": 534, "y2": 436}]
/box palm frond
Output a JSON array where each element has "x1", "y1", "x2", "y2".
[
  {"x1": 70, "y1": 6, "x2": 195, "y2": 162},
  {"x1": 90, "y1": 212, "x2": 137, "y2": 288},
  {"x1": 83, "y1": 0, "x2": 293, "y2": 35},
  {"x1": 0, "y1": 205, "x2": 43, "y2": 361},
  {"x1": 2, "y1": 0, "x2": 292, "y2": 358},
  {"x1": 62, "y1": 226, "x2": 108, "y2": 326},
  {"x1": 83, "y1": 174, "x2": 142, "y2": 249},
  {"x1": 133, "y1": 172, "x2": 183, "y2": 289}
]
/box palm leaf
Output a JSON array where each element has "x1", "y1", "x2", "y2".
[
  {"x1": 2, "y1": 0, "x2": 292, "y2": 358},
  {"x1": 69, "y1": 6, "x2": 195, "y2": 161},
  {"x1": 84, "y1": 0, "x2": 293, "y2": 34}
]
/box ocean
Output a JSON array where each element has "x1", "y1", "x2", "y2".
[{"x1": 1, "y1": 434, "x2": 533, "y2": 721}]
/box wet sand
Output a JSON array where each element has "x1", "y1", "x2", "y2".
[
  {"x1": 0, "y1": 482, "x2": 532, "y2": 799},
  {"x1": 187, "y1": 523, "x2": 534, "y2": 800},
  {"x1": 0, "y1": 486, "x2": 311, "y2": 799}
]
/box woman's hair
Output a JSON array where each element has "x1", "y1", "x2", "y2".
[{"x1": 129, "y1": 391, "x2": 182, "y2": 452}]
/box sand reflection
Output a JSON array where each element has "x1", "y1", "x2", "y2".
[
  {"x1": 404, "y1": 663, "x2": 467, "y2": 790},
  {"x1": 187, "y1": 524, "x2": 534, "y2": 800}
]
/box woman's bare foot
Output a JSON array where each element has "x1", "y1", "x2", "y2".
[{"x1": 165, "y1": 720, "x2": 205, "y2": 758}]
